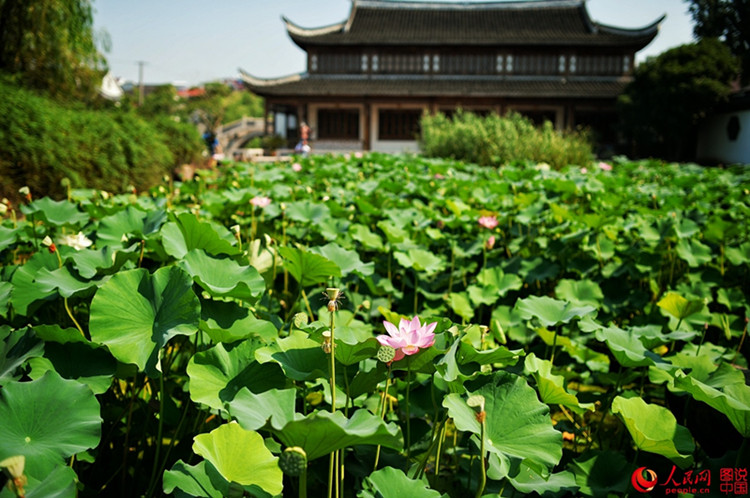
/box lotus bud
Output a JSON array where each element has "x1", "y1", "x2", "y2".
[
  {"x1": 42, "y1": 236, "x2": 56, "y2": 253},
  {"x1": 18, "y1": 186, "x2": 31, "y2": 202},
  {"x1": 321, "y1": 331, "x2": 332, "y2": 354},
  {"x1": 0, "y1": 203, "x2": 6, "y2": 215},
  {"x1": 467, "y1": 394, "x2": 486, "y2": 423}
]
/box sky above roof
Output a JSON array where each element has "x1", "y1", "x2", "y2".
[{"x1": 93, "y1": 0, "x2": 696, "y2": 87}]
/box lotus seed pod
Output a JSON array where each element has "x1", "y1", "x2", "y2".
[
  {"x1": 467, "y1": 394, "x2": 486, "y2": 413},
  {"x1": 326, "y1": 288, "x2": 341, "y2": 301},
  {"x1": 278, "y1": 446, "x2": 307, "y2": 477},
  {"x1": 293, "y1": 312, "x2": 309, "y2": 329},
  {"x1": 376, "y1": 345, "x2": 396, "y2": 363}
]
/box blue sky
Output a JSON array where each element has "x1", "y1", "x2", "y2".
[{"x1": 94, "y1": 0, "x2": 696, "y2": 86}]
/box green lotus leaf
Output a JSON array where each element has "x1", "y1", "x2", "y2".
[
  {"x1": 333, "y1": 325, "x2": 379, "y2": 366},
  {"x1": 228, "y1": 387, "x2": 298, "y2": 432},
  {"x1": 310, "y1": 242, "x2": 374, "y2": 278},
  {"x1": 594, "y1": 326, "x2": 660, "y2": 368},
  {"x1": 567, "y1": 450, "x2": 632, "y2": 497},
  {"x1": 674, "y1": 374, "x2": 750, "y2": 437},
  {"x1": 447, "y1": 292, "x2": 474, "y2": 321},
  {"x1": 725, "y1": 241, "x2": 750, "y2": 266},
  {"x1": 675, "y1": 238, "x2": 713, "y2": 267},
  {"x1": 34, "y1": 266, "x2": 107, "y2": 298},
  {"x1": 0, "y1": 371, "x2": 101, "y2": 479},
  {"x1": 179, "y1": 249, "x2": 265, "y2": 303},
  {"x1": 542, "y1": 329, "x2": 613, "y2": 372},
  {"x1": 161, "y1": 212, "x2": 237, "y2": 259},
  {"x1": 657, "y1": 292, "x2": 705, "y2": 321},
  {"x1": 192, "y1": 423, "x2": 283, "y2": 495},
  {"x1": 1, "y1": 326, "x2": 44, "y2": 386},
  {"x1": 377, "y1": 219, "x2": 410, "y2": 244},
  {"x1": 0, "y1": 226, "x2": 18, "y2": 253},
  {"x1": 360, "y1": 467, "x2": 443, "y2": 498},
  {"x1": 458, "y1": 341, "x2": 523, "y2": 368},
  {"x1": 96, "y1": 205, "x2": 166, "y2": 244},
  {"x1": 508, "y1": 462, "x2": 578, "y2": 495},
  {"x1": 611, "y1": 395, "x2": 694, "y2": 468},
  {"x1": 349, "y1": 224, "x2": 384, "y2": 251},
  {"x1": 68, "y1": 246, "x2": 133, "y2": 279},
  {"x1": 515, "y1": 295, "x2": 595, "y2": 328},
  {"x1": 27, "y1": 340, "x2": 116, "y2": 395},
  {"x1": 554, "y1": 278, "x2": 604, "y2": 308},
  {"x1": 89, "y1": 266, "x2": 200, "y2": 376},
  {"x1": 278, "y1": 246, "x2": 341, "y2": 287},
  {"x1": 0, "y1": 464, "x2": 78, "y2": 498},
  {"x1": 0, "y1": 281, "x2": 10, "y2": 318},
  {"x1": 163, "y1": 460, "x2": 231, "y2": 498},
  {"x1": 254, "y1": 330, "x2": 328, "y2": 381},
  {"x1": 187, "y1": 339, "x2": 286, "y2": 411},
  {"x1": 285, "y1": 200, "x2": 331, "y2": 224},
  {"x1": 272, "y1": 409, "x2": 403, "y2": 461},
  {"x1": 200, "y1": 299, "x2": 278, "y2": 343},
  {"x1": 20, "y1": 198, "x2": 88, "y2": 226},
  {"x1": 394, "y1": 248, "x2": 444, "y2": 274},
  {"x1": 476, "y1": 266, "x2": 523, "y2": 296},
  {"x1": 466, "y1": 284, "x2": 500, "y2": 307},
  {"x1": 9, "y1": 250, "x2": 58, "y2": 316},
  {"x1": 524, "y1": 353, "x2": 594, "y2": 414},
  {"x1": 443, "y1": 371, "x2": 562, "y2": 477}
]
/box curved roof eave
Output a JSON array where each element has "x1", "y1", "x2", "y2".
[
  {"x1": 593, "y1": 14, "x2": 666, "y2": 38},
  {"x1": 238, "y1": 68, "x2": 305, "y2": 90},
  {"x1": 283, "y1": 15, "x2": 345, "y2": 49}
]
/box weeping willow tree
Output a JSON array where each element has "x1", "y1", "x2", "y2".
[{"x1": 0, "y1": 0, "x2": 108, "y2": 100}]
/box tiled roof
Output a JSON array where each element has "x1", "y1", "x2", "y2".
[
  {"x1": 284, "y1": 0, "x2": 663, "y2": 49},
  {"x1": 239, "y1": 72, "x2": 629, "y2": 99}
]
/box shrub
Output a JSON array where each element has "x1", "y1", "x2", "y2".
[
  {"x1": 420, "y1": 110, "x2": 593, "y2": 169},
  {"x1": 0, "y1": 78, "x2": 202, "y2": 199}
]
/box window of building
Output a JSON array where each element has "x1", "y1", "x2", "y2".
[
  {"x1": 318, "y1": 53, "x2": 360, "y2": 73},
  {"x1": 372, "y1": 54, "x2": 379, "y2": 72},
  {"x1": 506, "y1": 55, "x2": 514, "y2": 73},
  {"x1": 514, "y1": 54, "x2": 558, "y2": 75},
  {"x1": 622, "y1": 55, "x2": 631, "y2": 73},
  {"x1": 442, "y1": 54, "x2": 494, "y2": 74},
  {"x1": 378, "y1": 53, "x2": 424, "y2": 73},
  {"x1": 559, "y1": 55, "x2": 566, "y2": 73},
  {"x1": 496, "y1": 55, "x2": 504, "y2": 73},
  {"x1": 361, "y1": 54, "x2": 368, "y2": 72},
  {"x1": 378, "y1": 109, "x2": 421, "y2": 140},
  {"x1": 432, "y1": 55, "x2": 440, "y2": 72},
  {"x1": 569, "y1": 55, "x2": 577, "y2": 74},
  {"x1": 318, "y1": 109, "x2": 360, "y2": 140},
  {"x1": 311, "y1": 54, "x2": 318, "y2": 72}
]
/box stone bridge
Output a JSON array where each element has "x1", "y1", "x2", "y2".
[{"x1": 216, "y1": 116, "x2": 265, "y2": 158}]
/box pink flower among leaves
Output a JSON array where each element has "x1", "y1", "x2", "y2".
[
  {"x1": 377, "y1": 316, "x2": 437, "y2": 362},
  {"x1": 250, "y1": 196, "x2": 271, "y2": 208},
  {"x1": 485, "y1": 234, "x2": 496, "y2": 250},
  {"x1": 292, "y1": 163, "x2": 302, "y2": 172},
  {"x1": 478, "y1": 215, "x2": 498, "y2": 230},
  {"x1": 598, "y1": 161, "x2": 613, "y2": 171}
]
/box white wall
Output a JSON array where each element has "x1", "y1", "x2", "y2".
[{"x1": 696, "y1": 110, "x2": 750, "y2": 165}]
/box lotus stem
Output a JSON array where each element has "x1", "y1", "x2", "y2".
[
  {"x1": 406, "y1": 356, "x2": 412, "y2": 464},
  {"x1": 326, "y1": 288, "x2": 340, "y2": 498}
]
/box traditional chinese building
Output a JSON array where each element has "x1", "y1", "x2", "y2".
[{"x1": 240, "y1": 0, "x2": 663, "y2": 153}]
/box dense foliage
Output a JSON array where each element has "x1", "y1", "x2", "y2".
[
  {"x1": 420, "y1": 111, "x2": 593, "y2": 169},
  {"x1": 618, "y1": 39, "x2": 739, "y2": 161},
  {"x1": 686, "y1": 0, "x2": 750, "y2": 83},
  {"x1": 0, "y1": 0, "x2": 107, "y2": 100},
  {"x1": 0, "y1": 78, "x2": 203, "y2": 200},
  {"x1": 0, "y1": 153, "x2": 748, "y2": 497}
]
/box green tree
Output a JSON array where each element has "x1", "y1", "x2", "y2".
[
  {"x1": 0, "y1": 0, "x2": 107, "y2": 99},
  {"x1": 686, "y1": 0, "x2": 750, "y2": 82},
  {"x1": 618, "y1": 39, "x2": 739, "y2": 160}
]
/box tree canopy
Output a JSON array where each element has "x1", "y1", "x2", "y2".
[
  {"x1": 686, "y1": 0, "x2": 750, "y2": 83},
  {"x1": 0, "y1": 0, "x2": 107, "y2": 99},
  {"x1": 618, "y1": 38, "x2": 739, "y2": 160}
]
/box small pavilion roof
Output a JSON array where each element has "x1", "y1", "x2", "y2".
[{"x1": 283, "y1": 0, "x2": 664, "y2": 49}]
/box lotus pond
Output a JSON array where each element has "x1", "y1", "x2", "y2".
[{"x1": 0, "y1": 154, "x2": 749, "y2": 497}]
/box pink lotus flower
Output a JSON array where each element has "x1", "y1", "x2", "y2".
[
  {"x1": 485, "y1": 234, "x2": 496, "y2": 250},
  {"x1": 478, "y1": 215, "x2": 498, "y2": 230},
  {"x1": 377, "y1": 316, "x2": 437, "y2": 362},
  {"x1": 250, "y1": 196, "x2": 271, "y2": 208},
  {"x1": 598, "y1": 161, "x2": 613, "y2": 171},
  {"x1": 581, "y1": 167, "x2": 588, "y2": 174},
  {"x1": 292, "y1": 163, "x2": 302, "y2": 172}
]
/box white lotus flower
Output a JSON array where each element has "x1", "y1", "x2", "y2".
[{"x1": 58, "y1": 232, "x2": 93, "y2": 251}]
